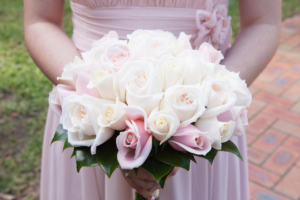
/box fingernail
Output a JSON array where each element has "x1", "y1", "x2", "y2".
[{"x1": 148, "y1": 196, "x2": 155, "y2": 200}]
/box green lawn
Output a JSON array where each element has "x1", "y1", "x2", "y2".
[{"x1": 0, "y1": 0, "x2": 299, "y2": 199}]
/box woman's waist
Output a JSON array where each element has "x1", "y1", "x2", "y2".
[{"x1": 71, "y1": 1, "x2": 232, "y2": 52}]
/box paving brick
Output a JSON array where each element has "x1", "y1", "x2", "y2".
[
  {"x1": 275, "y1": 167, "x2": 300, "y2": 199},
  {"x1": 248, "y1": 147, "x2": 268, "y2": 165},
  {"x1": 296, "y1": 159, "x2": 300, "y2": 167},
  {"x1": 249, "y1": 182, "x2": 290, "y2": 200},
  {"x1": 249, "y1": 86, "x2": 259, "y2": 96},
  {"x1": 284, "y1": 34, "x2": 300, "y2": 49},
  {"x1": 291, "y1": 101, "x2": 300, "y2": 114},
  {"x1": 258, "y1": 62, "x2": 290, "y2": 83},
  {"x1": 247, "y1": 98, "x2": 267, "y2": 119},
  {"x1": 273, "y1": 72, "x2": 298, "y2": 90},
  {"x1": 273, "y1": 119, "x2": 300, "y2": 138},
  {"x1": 246, "y1": 133, "x2": 256, "y2": 145},
  {"x1": 248, "y1": 163, "x2": 280, "y2": 188},
  {"x1": 264, "y1": 105, "x2": 300, "y2": 124},
  {"x1": 283, "y1": 136, "x2": 300, "y2": 152},
  {"x1": 252, "y1": 79, "x2": 284, "y2": 95},
  {"x1": 255, "y1": 91, "x2": 293, "y2": 109},
  {"x1": 281, "y1": 82, "x2": 300, "y2": 102},
  {"x1": 263, "y1": 146, "x2": 299, "y2": 175},
  {"x1": 246, "y1": 113, "x2": 277, "y2": 135},
  {"x1": 252, "y1": 129, "x2": 287, "y2": 154}
]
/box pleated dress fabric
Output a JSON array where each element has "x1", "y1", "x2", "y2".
[{"x1": 40, "y1": 0, "x2": 250, "y2": 199}]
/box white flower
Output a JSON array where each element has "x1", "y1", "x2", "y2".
[
  {"x1": 100, "y1": 44, "x2": 131, "y2": 72},
  {"x1": 162, "y1": 84, "x2": 207, "y2": 127},
  {"x1": 170, "y1": 32, "x2": 192, "y2": 56},
  {"x1": 82, "y1": 31, "x2": 127, "y2": 66},
  {"x1": 156, "y1": 55, "x2": 189, "y2": 92},
  {"x1": 148, "y1": 107, "x2": 180, "y2": 144},
  {"x1": 213, "y1": 65, "x2": 252, "y2": 107},
  {"x1": 57, "y1": 56, "x2": 84, "y2": 81},
  {"x1": 177, "y1": 50, "x2": 215, "y2": 85},
  {"x1": 86, "y1": 68, "x2": 116, "y2": 101},
  {"x1": 116, "y1": 60, "x2": 164, "y2": 115},
  {"x1": 219, "y1": 121, "x2": 236, "y2": 143},
  {"x1": 127, "y1": 30, "x2": 176, "y2": 52},
  {"x1": 201, "y1": 77, "x2": 237, "y2": 118},
  {"x1": 60, "y1": 94, "x2": 114, "y2": 148}
]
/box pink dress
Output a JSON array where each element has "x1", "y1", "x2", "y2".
[{"x1": 40, "y1": 0, "x2": 250, "y2": 199}]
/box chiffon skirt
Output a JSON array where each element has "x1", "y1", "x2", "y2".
[{"x1": 40, "y1": 107, "x2": 249, "y2": 200}]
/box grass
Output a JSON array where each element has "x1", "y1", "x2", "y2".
[{"x1": 0, "y1": 0, "x2": 299, "y2": 199}]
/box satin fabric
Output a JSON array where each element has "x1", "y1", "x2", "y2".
[{"x1": 40, "y1": 1, "x2": 250, "y2": 199}]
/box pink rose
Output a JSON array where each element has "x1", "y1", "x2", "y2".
[
  {"x1": 217, "y1": 106, "x2": 249, "y2": 137},
  {"x1": 58, "y1": 62, "x2": 102, "y2": 98},
  {"x1": 199, "y1": 42, "x2": 224, "y2": 65},
  {"x1": 168, "y1": 124, "x2": 212, "y2": 155},
  {"x1": 116, "y1": 106, "x2": 152, "y2": 169},
  {"x1": 48, "y1": 84, "x2": 77, "y2": 117}
]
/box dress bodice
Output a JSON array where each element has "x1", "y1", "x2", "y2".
[
  {"x1": 70, "y1": 0, "x2": 228, "y2": 9},
  {"x1": 70, "y1": 0, "x2": 232, "y2": 53}
]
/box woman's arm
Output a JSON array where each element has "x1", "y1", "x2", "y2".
[
  {"x1": 24, "y1": 0, "x2": 81, "y2": 86},
  {"x1": 222, "y1": 0, "x2": 282, "y2": 86}
]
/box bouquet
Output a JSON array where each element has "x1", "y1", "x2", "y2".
[{"x1": 49, "y1": 30, "x2": 252, "y2": 200}]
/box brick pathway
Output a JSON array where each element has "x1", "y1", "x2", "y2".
[{"x1": 246, "y1": 14, "x2": 300, "y2": 200}]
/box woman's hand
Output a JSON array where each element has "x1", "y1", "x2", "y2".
[{"x1": 120, "y1": 167, "x2": 180, "y2": 198}]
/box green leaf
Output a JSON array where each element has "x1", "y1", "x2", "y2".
[
  {"x1": 159, "y1": 166, "x2": 174, "y2": 189},
  {"x1": 190, "y1": 155, "x2": 197, "y2": 164},
  {"x1": 153, "y1": 144, "x2": 191, "y2": 170},
  {"x1": 220, "y1": 140, "x2": 243, "y2": 161},
  {"x1": 141, "y1": 157, "x2": 173, "y2": 183},
  {"x1": 134, "y1": 168, "x2": 139, "y2": 176},
  {"x1": 196, "y1": 148, "x2": 218, "y2": 164},
  {"x1": 63, "y1": 137, "x2": 79, "y2": 151},
  {"x1": 153, "y1": 138, "x2": 159, "y2": 155},
  {"x1": 75, "y1": 137, "x2": 119, "y2": 177},
  {"x1": 71, "y1": 148, "x2": 76, "y2": 158},
  {"x1": 125, "y1": 170, "x2": 131, "y2": 177},
  {"x1": 51, "y1": 124, "x2": 67, "y2": 144}
]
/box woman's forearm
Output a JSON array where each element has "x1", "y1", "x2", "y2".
[
  {"x1": 221, "y1": 23, "x2": 280, "y2": 86},
  {"x1": 24, "y1": 21, "x2": 80, "y2": 86}
]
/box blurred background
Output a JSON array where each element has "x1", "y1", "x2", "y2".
[{"x1": 0, "y1": 0, "x2": 300, "y2": 200}]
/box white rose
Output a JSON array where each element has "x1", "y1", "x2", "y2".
[
  {"x1": 156, "y1": 55, "x2": 189, "y2": 92},
  {"x1": 61, "y1": 94, "x2": 114, "y2": 148},
  {"x1": 127, "y1": 30, "x2": 177, "y2": 51},
  {"x1": 213, "y1": 65, "x2": 252, "y2": 107},
  {"x1": 198, "y1": 42, "x2": 224, "y2": 64},
  {"x1": 116, "y1": 61, "x2": 163, "y2": 115},
  {"x1": 100, "y1": 44, "x2": 131, "y2": 72},
  {"x1": 86, "y1": 68, "x2": 116, "y2": 101},
  {"x1": 170, "y1": 32, "x2": 192, "y2": 56},
  {"x1": 82, "y1": 31, "x2": 127, "y2": 66},
  {"x1": 148, "y1": 107, "x2": 180, "y2": 144},
  {"x1": 201, "y1": 77, "x2": 237, "y2": 118},
  {"x1": 90, "y1": 98, "x2": 129, "y2": 154},
  {"x1": 178, "y1": 50, "x2": 215, "y2": 85},
  {"x1": 218, "y1": 121, "x2": 236, "y2": 143},
  {"x1": 162, "y1": 84, "x2": 207, "y2": 127},
  {"x1": 57, "y1": 56, "x2": 84, "y2": 81}
]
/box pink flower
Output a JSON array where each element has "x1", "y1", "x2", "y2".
[
  {"x1": 48, "y1": 84, "x2": 77, "y2": 117},
  {"x1": 194, "y1": 4, "x2": 232, "y2": 53},
  {"x1": 116, "y1": 106, "x2": 152, "y2": 169},
  {"x1": 217, "y1": 106, "x2": 249, "y2": 137},
  {"x1": 199, "y1": 42, "x2": 224, "y2": 65},
  {"x1": 168, "y1": 124, "x2": 212, "y2": 155}
]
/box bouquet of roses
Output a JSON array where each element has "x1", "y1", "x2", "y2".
[{"x1": 49, "y1": 30, "x2": 251, "y2": 199}]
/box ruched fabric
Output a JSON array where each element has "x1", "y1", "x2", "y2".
[{"x1": 40, "y1": 1, "x2": 250, "y2": 199}]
